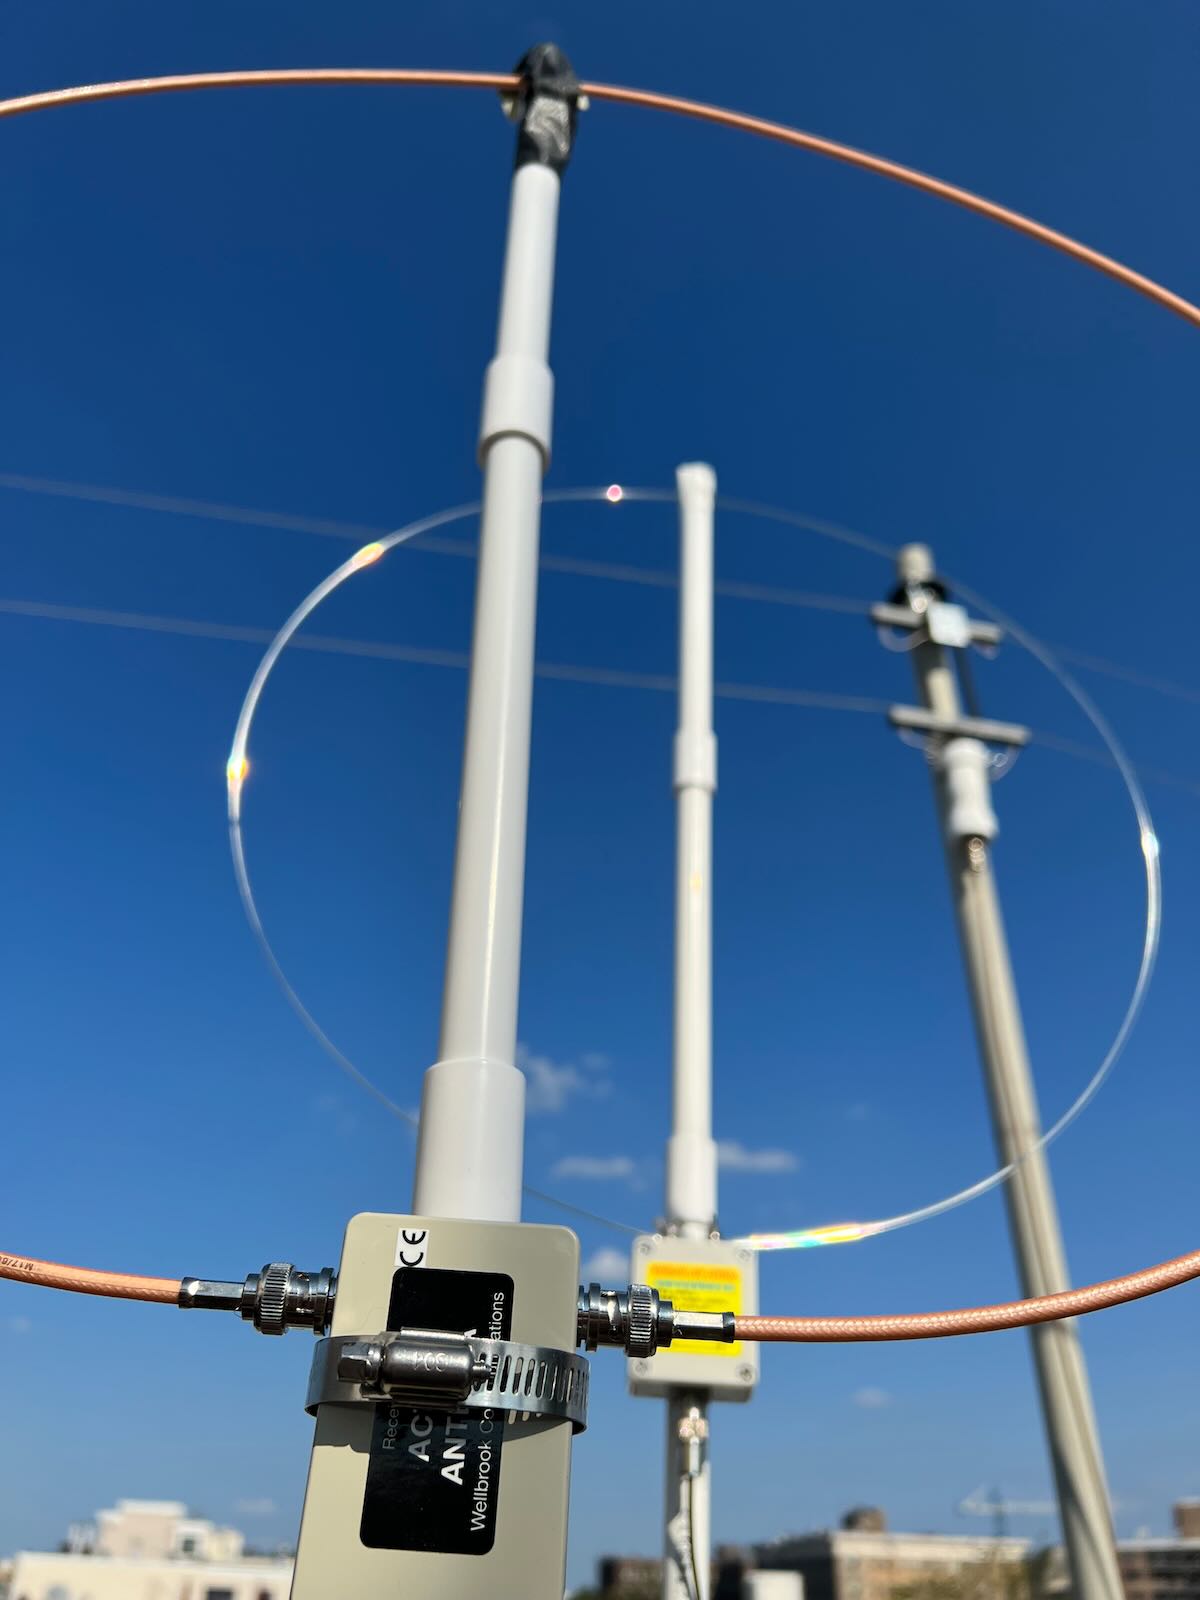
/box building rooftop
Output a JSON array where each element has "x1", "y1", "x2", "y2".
[{"x1": 759, "y1": 1529, "x2": 1032, "y2": 1556}]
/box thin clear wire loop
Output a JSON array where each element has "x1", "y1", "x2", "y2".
[
  {"x1": 226, "y1": 487, "x2": 1160, "y2": 1252},
  {"x1": 226, "y1": 492, "x2": 648, "y2": 1237}
]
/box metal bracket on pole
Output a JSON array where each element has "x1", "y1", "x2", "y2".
[
  {"x1": 887, "y1": 706, "x2": 1030, "y2": 747},
  {"x1": 875, "y1": 560, "x2": 1029, "y2": 849},
  {"x1": 871, "y1": 600, "x2": 1003, "y2": 648}
]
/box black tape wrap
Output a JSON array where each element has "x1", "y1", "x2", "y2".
[{"x1": 509, "y1": 42, "x2": 580, "y2": 173}]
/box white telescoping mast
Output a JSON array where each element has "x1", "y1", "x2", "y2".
[
  {"x1": 413, "y1": 48, "x2": 577, "y2": 1225},
  {"x1": 663, "y1": 463, "x2": 721, "y2": 1600}
]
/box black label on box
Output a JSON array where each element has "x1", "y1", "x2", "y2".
[{"x1": 359, "y1": 1266, "x2": 513, "y2": 1554}]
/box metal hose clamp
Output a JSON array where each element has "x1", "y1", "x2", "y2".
[{"x1": 306, "y1": 1330, "x2": 590, "y2": 1433}]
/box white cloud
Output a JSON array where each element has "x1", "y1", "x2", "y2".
[
  {"x1": 582, "y1": 1247, "x2": 629, "y2": 1282},
  {"x1": 551, "y1": 1154, "x2": 636, "y2": 1181},
  {"x1": 235, "y1": 1497, "x2": 277, "y2": 1517},
  {"x1": 519, "y1": 1044, "x2": 610, "y2": 1114},
  {"x1": 852, "y1": 1387, "x2": 892, "y2": 1409},
  {"x1": 717, "y1": 1140, "x2": 799, "y2": 1174},
  {"x1": 6, "y1": 1314, "x2": 32, "y2": 1335}
]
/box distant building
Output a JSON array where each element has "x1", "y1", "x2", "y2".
[
  {"x1": 598, "y1": 1553, "x2": 662, "y2": 1595},
  {"x1": 599, "y1": 1512, "x2": 1030, "y2": 1600},
  {"x1": 1116, "y1": 1503, "x2": 1200, "y2": 1600},
  {"x1": 69, "y1": 1500, "x2": 244, "y2": 1562},
  {"x1": 751, "y1": 1513, "x2": 1031, "y2": 1600},
  {"x1": 596, "y1": 1549, "x2": 762, "y2": 1597},
  {"x1": 8, "y1": 1500, "x2": 292, "y2": 1600},
  {"x1": 843, "y1": 1510, "x2": 889, "y2": 1536},
  {"x1": 742, "y1": 1575, "x2": 804, "y2": 1600}
]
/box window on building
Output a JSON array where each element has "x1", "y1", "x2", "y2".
[
  {"x1": 204, "y1": 1589, "x2": 235, "y2": 1600},
  {"x1": 47, "y1": 1588, "x2": 72, "y2": 1600},
  {"x1": 179, "y1": 1536, "x2": 198, "y2": 1555}
]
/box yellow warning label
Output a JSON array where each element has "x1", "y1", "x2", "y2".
[{"x1": 644, "y1": 1261, "x2": 742, "y2": 1358}]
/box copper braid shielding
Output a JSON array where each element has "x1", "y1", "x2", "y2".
[
  {"x1": 0, "y1": 70, "x2": 1194, "y2": 331},
  {"x1": 4, "y1": 1245, "x2": 1199, "y2": 1338},
  {"x1": 0, "y1": 1251, "x2": 180, "y2": 1304},
  {"x1": 735, "y1": 1246, "x2": 1200, "y2": 1342}
]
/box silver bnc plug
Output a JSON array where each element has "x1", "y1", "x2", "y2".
[
  {"x1": 577, "y1": 1282, "x2": 735, "y2": 1358},
  {"x1": 178, "y1": 1262, "x2": 337, "y2": 1335}
]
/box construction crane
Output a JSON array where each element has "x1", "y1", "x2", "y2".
[{"x1": 957, "y1": 1487, "x2": 1058, "y2": 1541}]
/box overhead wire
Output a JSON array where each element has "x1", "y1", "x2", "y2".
[
  {"x1": 0, "y1": 471, "x2": 877, "y2": 622},
  {"x1": 0, "y1": 595, "x2": 888, "y2": 716},
  {"x1": 3, "y1": 471, "x2": 1199, "y2": 712},
  {"x1": 6, "y1": 593, "x2": 1199, "y2": 798}
]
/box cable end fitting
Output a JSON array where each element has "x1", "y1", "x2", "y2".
[
  {"x1": 577, "y1": 1282, "x2": 735, "y2": 1358},
  {"x1": 505, "y1": 43, "x2": 581, "y2": 173},
  {"x1": 179, "y1": 1263, "x2": 336, "y2": 1335}
]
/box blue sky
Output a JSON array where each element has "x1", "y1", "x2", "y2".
[{"x1": 1, "y1": 2, "x2": 1198, "y2": 1590}]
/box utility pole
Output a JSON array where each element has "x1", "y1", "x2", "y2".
[
  {"x1": 413, "y1": 45, "x2": 578, "y2": 1225},
  {"x1": 664, "y1": 462, "x2": 720, "y2": 1600},
  {"x1": 878, "y1": 543, "x2": 1122, "y2": 1600}
]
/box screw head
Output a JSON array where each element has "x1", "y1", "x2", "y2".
[
  {"x1": 738, "y1": 1365, "x2": 754, "y2": 1383},
  {"x1": 637, "y1": 1240, "x2": 651, "y2": 1255},
  {"x1": 736, "y1": 1249, "x2": 751, "y2": 1265},
  {"x1": 634, "y1": 1359, "x2": 650, "y2": 1375},
  {"x1": 337, "y1": 1342, "x2": 380, "y2": 1386}
]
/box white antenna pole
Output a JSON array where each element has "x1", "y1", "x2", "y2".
[
  {"x1": 664, "y1": 462, "x2": 719, "y2": 1600},
  {"x1": 413, "y1": 51, "x2": 577, "y2": 1224},
  {"x1": 668, "y1": 462, "x2": 719, "y2": 1239}
]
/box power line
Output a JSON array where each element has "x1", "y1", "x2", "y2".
[
  {"x1": 2, "y1": 592, "x2": 1198, "y2": 797},
  {"x1": 4, "y1": 472, "x2": 1199, "y2": 706},
  {"x1": 0, "y1": 595, "x2": 890, "y2": 717},
  {"x1": 1029, "y1": 730, "x2": 1200, "y2": 801},
  {"x1": 1048, "y1": 644, "x2": 1200, "y2": 708},
  {"x1": 0, "y1": 471, "x2": 383, "y2": 542},
  {"x1": 0, "y1": 471, "x2": 872, "y2": 618}
]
